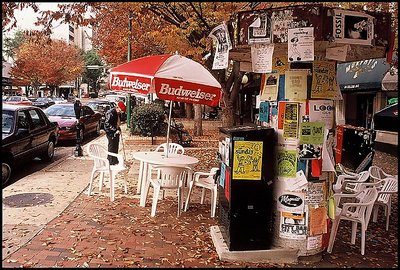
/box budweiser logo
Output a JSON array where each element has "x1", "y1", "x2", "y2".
[
  {"x1": 159, "y1": 83, "x2": 217, "y2": 101},
  {"x1": 111, "y1": 76, "x2": 150, "y2": 91}
]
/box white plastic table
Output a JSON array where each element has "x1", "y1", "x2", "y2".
[{"x1": 132, "y1": 151, "x2": 199, "y2": 207}]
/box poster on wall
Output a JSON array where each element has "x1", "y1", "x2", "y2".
[
  {"x1": 279, "y1": 211, "x2": 308, "y2": 240},
  {"x1": 305, "y1": 182, "x2": 326, "y2": 207},
  {"x1": 251, "y1": 44, "x2": 274, "y2": 73},
  {"x1": 232, "y1": 141, "x2": 263, "y2": 180},
  {"x1": 277, "y1": 149, "x2": 298, "y2": 178},
  {"x1": 307, "y1": 235, "x2": 323, "y2": 250},
  {"x1": 277, "y1": 191, "x2": 305, "y2": 214},
  {"x1": 248, "y1": 13, "x2": 272, "y2": 44},
  {"x1": 308, "y1": 100, "x2": 334, "y2": 129},
  {"x1": 273, "y1": 56, "x2": 288, "y2": 74},
  {"x1": 283, "y1": 102, "x2": 299, "y2": 139},
  {"x1": 326, "y1": 45, "x2": 350, "y2": 62},
  {"x1": 311, "y1": 60, "x2": 338, "y2": 99},
  {"x1": 285, "y1": 70, "x2": 308, "y2": 100},
  {"x1": 219, "y1": 162, "x2": 226, "y2": 188},
  {"x1": 287, "y1": 27, "x2": 314, "y2": 62},
  {"x1": 260, "y1": 73, "x2": 280, "y2": 101},
  {"x1": 209, "y1": 22, "x2": 232, "y2": 70},
  {"x1": 332, "y1": 9, "x2": 374, "y2": 46},
  {"x1": 309, "y1": 206, "x2": 328, "y2": 236},
  {"x1": 259, "y1": 101, "x2": 270, "y2": 122},
  {"x1": 299, "y1": 122, "x2": 325, "y2": 145}
]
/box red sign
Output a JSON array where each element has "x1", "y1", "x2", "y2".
[
  {"x1": 109, "y1": 74, "x2": 152, "y2": 95},
  {"x1": 154, "y1": 78, "x2": 221, "y2": 107}
]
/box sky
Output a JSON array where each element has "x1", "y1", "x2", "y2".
[{"x1": 5, "y1": 2, "x2": 77, "y2": 40}]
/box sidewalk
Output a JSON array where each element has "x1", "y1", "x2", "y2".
[{"x1": 2, "y1": 123, "x2": 398, "y2": 268}]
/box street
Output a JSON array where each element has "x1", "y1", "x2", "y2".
[{"x1": 2, "y1": 130, "x2": 105, "y2": 189}]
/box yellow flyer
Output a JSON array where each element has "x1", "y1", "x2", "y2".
[
  {"x1": 232, "y1": 141, "x2": 263, "y2": 180},
  {"x1": 311, "y1": 60, "x2": 337, "y2": 99}
]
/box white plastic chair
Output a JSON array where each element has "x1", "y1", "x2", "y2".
[
  {"x1": 184, "y1": 167, "x2": 219, "y2": 218},
  {"x1": 155, "y1": 142, "x2": 184, "y2": 155},
  {"x1": 327, "y1": 186, "x2": 379, "y2": 255},
  {"x1": 336, "y1": 163, "x2": 358, "y2": 177},
  {"x1": 86, "y1": 143, "x2": 128, "y2": 201},
  {"x1": 333, "y1": 171, "x2": 370, "y2": 193},
  {"x1": 144, "y1": 164, "x2": 192, "y2": 217},
  {"x1": 371, "y1": 177, "x2": 398, "y2": 231},
  {"x1": 368, "y1": 165, "x2": 397, "y2": 182}
]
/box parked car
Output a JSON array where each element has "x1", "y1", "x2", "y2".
[
  {"x1": 52, "y1": 97, "x2": 67, "y2": 104},
  {"x1": 2, "y1": 104, "x2": 59, "y2": 186},
  {"x1": 44, "y1": 103, "x2": 102, "y2": 141},
  {"x1": 86, "y1": 99, "x2": 116, "y2": 129},
  {"x1": 4, "y1": 96, "x2": 33, "y2": 106},
  {"x1": 2, "y1": 96, "x2": 9, "y2": 102},
  {"x1": 32, "y1": 97, "x2": 55, "y2": 109}
]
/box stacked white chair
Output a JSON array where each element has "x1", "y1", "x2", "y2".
[
  {"x1": 333, "y1": 171, "x2": 370, "y2": 194},
  {"x1": 368, "y1": 165, "x2": 397, "y2": 182},
  {"x1": 327, "y1": 186, "x2": 379, "y2": 255},
  {"x1": 86, "y1": 143, "x2": 128, "y2": 201},
  {"x1": 371, "y1": 177, "x2": 398, "y2": 231},
  {"x1": 184, "y1": 167, "x2": 219, "y2": 218}
]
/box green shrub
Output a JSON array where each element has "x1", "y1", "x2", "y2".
[{"x1": 130, "y1": 103, "x2": 167, "y2": 136}]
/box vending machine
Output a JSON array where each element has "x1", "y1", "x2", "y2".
[{"x1": 217, "y1": 125, "x2": 277, "y2": 251}]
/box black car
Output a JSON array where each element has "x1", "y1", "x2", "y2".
[
  {"x1": 32, "y1": 97, "x2": 55, "y2": 108},
  {"x1": 2, "y1": 104, "x2": 59, "y2": 186},
  {"x1": 86, "y1": 99, "x2": 116, "y2": 128}
]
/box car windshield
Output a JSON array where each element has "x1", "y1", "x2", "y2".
[
  {"x1": 45, "y1": 105, "x2": 75, "y2": 117},
  {"x1": 88, "y1": 102, "x2": 109, "y2": 112},
  {"x1": 8, "y1": 96, "x2": 21, "y2": 101},
  {"x1": 2, "y1": 110, "x2": 14, "y2": 134},
  {"x1": 36, "y1": 97, "x2": 49, "y2": 102}
]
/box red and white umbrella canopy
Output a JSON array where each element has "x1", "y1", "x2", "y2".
[{"x1": 109, "y1": 54, "x2": 221, "y2": 107}]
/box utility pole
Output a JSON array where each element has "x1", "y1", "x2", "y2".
[{"x1": 126, "y1": 10, "x2": 133, "y2": 129}]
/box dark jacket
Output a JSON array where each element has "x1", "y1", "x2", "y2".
[{"x1": 104, "y1": 108, "x2": 119, "y2": 137}]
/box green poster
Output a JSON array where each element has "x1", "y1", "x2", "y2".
[
  {"x1": 277, "y1": 149, "x2": 297, "y2": 178},
  {"x1": 299, "y1": 122, "x2": 325, "y2": 144}
]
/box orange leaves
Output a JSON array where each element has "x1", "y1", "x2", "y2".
[{"x1": 11, "y1": 36, "x2": 84, "y2": 87}]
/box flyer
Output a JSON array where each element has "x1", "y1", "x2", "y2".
[
  {"x1": 308, "y1": 100, "x2": 334, "y2": 129},
  {"x1": 232, "y1": 141, "x2": 263, "y2": 180},
  {"x1": 299, "y1": 122, "x2": 325, "y2": 145},
  {"x1": 279, "y1": 211, "x2": 308, "y2": 240},
  {"x1": 287, "y1": 27, "x2": 314, "y2": 62},
  {"x1": 251, "y1": 43, "x2": 274, "y2": 73},
  {"x1": 277, "y1": 149, "x2": 297, "y2": 178},
  {"x1": 260, "y1": 73, "x2": 280, "y2": 101},
  {"x1": 285, "y1": 70, "x2": 308, "y2": 101},
  {"x1": 311, "y1": 60, "x2": 338, "y2": 99},
  {"x1": 283, "y1": 102, "x2": 299, "y2": 139}
]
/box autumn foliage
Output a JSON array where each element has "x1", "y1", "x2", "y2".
[{"x1": 10, "y1": 36, "x2": 84, "y2": 95}]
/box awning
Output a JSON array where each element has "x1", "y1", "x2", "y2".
[
  {"x1": 337, "y1": 58, "x2": 390, "y2": 91},
  {"x1": 373, "y1": 103, "x2": 398, "y2": 132},
  {"x1": 381, "y1": 68, "x2": 398, "y2": 91}
]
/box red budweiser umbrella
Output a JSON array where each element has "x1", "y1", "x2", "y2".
[{"x1": 109, "y1": 54, "x2": 222, "y2": 154}]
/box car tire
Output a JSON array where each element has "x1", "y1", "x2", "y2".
[
  {"x1": 2, "y1": 160, "x2": 12, "y2": 186},
  {"x1": 41, "y1": 140, "x2": 55, "y2": 162}
]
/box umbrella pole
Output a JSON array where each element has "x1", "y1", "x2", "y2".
[{"x1": 166, "y1": 101, "x2": 173, "y2": 157}]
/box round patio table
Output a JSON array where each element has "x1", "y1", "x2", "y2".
[{"x1": 132, "y1": 151, "x2": 199, "y2": 207}]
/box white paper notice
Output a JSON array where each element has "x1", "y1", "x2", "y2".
[
  {"x1": 307, "y1": 235, "x2": 322, "y2": 250},
  {"x1": 251, "y1": 44, "x2": 274, "y2": 73},
  {"x1": 326, "y1": 45, "x2": 350, "y2": 61},
  {"x1": 285, "y1": 170, "x2": 308, "y2": 191},
  {"x1": 288, "y1": 27, "x2": 314, "y2": 62}
]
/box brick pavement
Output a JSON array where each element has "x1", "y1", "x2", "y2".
[{"x1": 2, "y1": 123, "x2": 398, "y2": 268}]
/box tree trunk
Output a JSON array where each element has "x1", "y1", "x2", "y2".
[
  {"x1": 193, "y1": 104, "x2": 203, "y2": 136},
  {"x1": 185, "y1": 103, "x2": 194, "y2": 119}
]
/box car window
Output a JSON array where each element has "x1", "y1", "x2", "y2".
[
  {"x1": 45, "y1": 105, "x2": 75, "y2": 117},
  {"x1": 17, "y1": 111, "x2": 30, "y2": 130},
  {"x1": 2, "y1": 110, "x2": 14, "y2": 134},
  {"x1": 82, "y1": 106, "x2": 94, "y2": 116},
  {"x1": 9, "y1": 96, "x2": 20, "y2": 101},
  {"x1": 28, "y1": 109, "x2": 46, "y2": 130}
]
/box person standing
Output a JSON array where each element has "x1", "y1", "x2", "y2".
[{"x1": 104, "y1": 101, "x2": 126, "y2": 165}]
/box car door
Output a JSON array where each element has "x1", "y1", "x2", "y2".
[
  {"x1": 13, "y1": 109, "x2": 34, "y2": 160},
  {"x1": 27, "y1": 108, "x2": 50, "y2": 152},
  {"x1": 81, "y1": 106, "x2": 97, "y2": 133}
]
